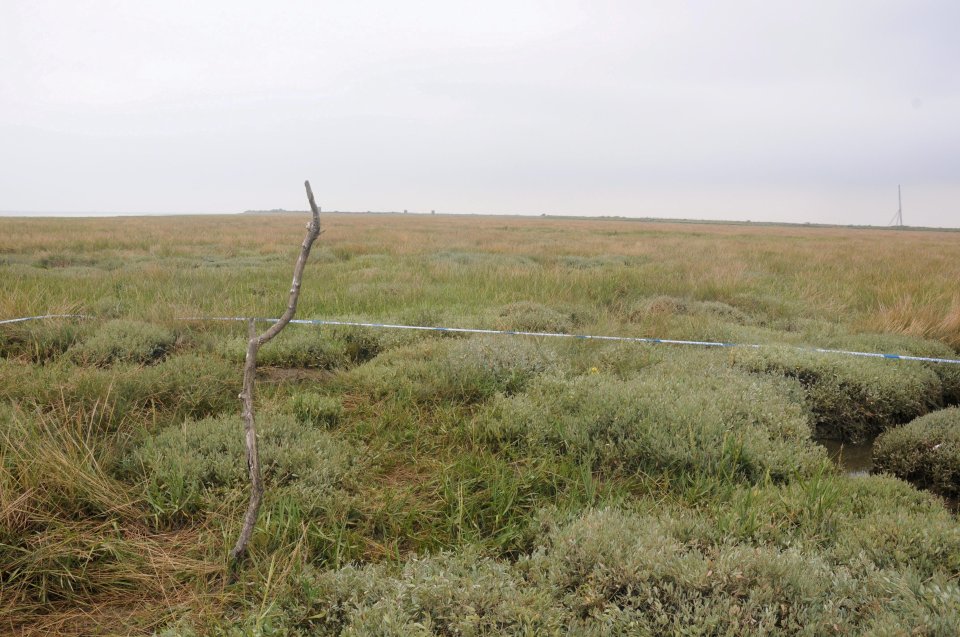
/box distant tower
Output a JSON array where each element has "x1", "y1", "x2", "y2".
[
  {"x1": 896, "y1": 185, "x2": 903, "y2": 227},
  {"x1": 890, "y1": 185, "x2": 904, "y2": 227}
]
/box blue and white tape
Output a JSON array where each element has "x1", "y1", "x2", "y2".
[
  {"x1": 0, "y1": 314, "x2": 90, "y2": 325},
  {"x1": 177, "y1": 315, "x2": 960, "y2": 366},
  {"x1": 4, "y1": 312, "x2": 960, "y2": 365}
]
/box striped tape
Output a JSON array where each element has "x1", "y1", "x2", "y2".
[
  {"x1": 0, "y1": 314, "x2": 90, "y2": 325},
  {"x1": 4, "y1": 312, "x2": 959, "y2": 365},
  {"x1": 177, "y1": 315, "x2": 960, "y2": 366}
]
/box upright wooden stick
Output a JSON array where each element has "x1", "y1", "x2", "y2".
[{"x1": 229, "y1": 181, "x2": 322, "y2": 562}]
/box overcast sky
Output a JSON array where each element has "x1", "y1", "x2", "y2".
[{"x1": 1, "y1": 1, "x2": 957, "y2": 226}]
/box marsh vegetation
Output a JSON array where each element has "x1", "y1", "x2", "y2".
[{"x1": 1, "y1": 214, "x2": 959, "y2": 635}]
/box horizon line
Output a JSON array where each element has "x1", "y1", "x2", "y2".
[{"x1": 1, "y1": 209, "x2": 957, "y2": 231}]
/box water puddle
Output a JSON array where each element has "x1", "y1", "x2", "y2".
[
  {"x1": 818, "y1": 438, "x2": 874, "y2": 477},
  {"x1": 818, "y1": 437, "x2": 958, "y2": 513}
]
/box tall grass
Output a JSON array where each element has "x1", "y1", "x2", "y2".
[
  {"x1": 0, "y1": 405, "x2": 220, "y2": 635},
  {"x1": 2, "y1": 215, "x2": 959, "y2": 347}
]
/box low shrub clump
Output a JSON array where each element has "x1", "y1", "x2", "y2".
[
  {"x1": 825, "y1": 332, "x2": 960, "y2": 405},
  {"x1": 476, "y1": 356, "x2": 824, "y2": 484},
  {"x1": 131, "y1": 353, "x2": 241, "y2": 422},
  {"x1": 523, "y1": 508, "x2": 875, "y2": 635},
  {"x1": 33, "y1": 252, "x2": 100, "y2": 269},
  {"x1": 218, "y1": 322, "x2": 440, "y2": 371},
  {"x1": 218, "y1": 327, "x2": 349, "y2": 369},
  {"x1": 711, "y1": 474, "x2": 960, "y2": 577},
  {"x1": 430, "y1": 250, "x2": 538, "y2": 270},
  {"x1": 283, "y1": 552, "x2": 565, "y2": 635},
  {"x1": 127, "y1": 412, "x2": 363, "y2": 526},
  {"x1": 333, "y1": 324, "x2": 433, "y2": 363},
  {"x1": 0, "y1": 320, "x2": 89, "y2": 363},
  {"x1": 553, "y1": 340, "x2": 664, "y2": 379},
  {"x1": 731, "y1": 346, "x2": 943, "y2": 442},
  {"x1": 874, "y1": 407, "x2": 960, "y2": 499},
  {"x1": 529, "y1": 507, "x2": 959, "y2": 635},
  {"x1": 69, "y1": 319, "x2": 177, "y2": 365},
  {"x1": 493, "y1": 301, "x2": 582, "y2": 334},
  {"x1": 181, "y1": 505, "x2": 960, "y2": 636},
  {"x1": 345, "y1": 336, "x2": 561, "y2": 405},
  {"x1": 627, "y1": 295, "x2": 753, "y2": 325}
]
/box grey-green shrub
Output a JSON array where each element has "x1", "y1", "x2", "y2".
[
  {"x1": 218, "y1": 328, "x2": 349, "y2": 369},
  {"x1": 127, "y1": 412, "x2": 362, "y2": 524},
  {"x1": 241, "y1": 504, "x2": 956, "y2": 636},
  {"x1": 555, "y1": 340, "x2": 664, "y2": 379},
  {"x1": 522, "y1": 508, "x2": 874, "y2": 635},
  {"x1": 713, "y1": 474, "x2": 960, "y2": 577},
  {"x1": 272, "y1": 322, "x2": 437, "y2": 366},
  {"x1": 127, "y1": 353, "x2": 240, "y2": 423},
  {"x1": 69, "y1": 319, "x2": 176, "y2": 365},
  {"x1": 334, "y1": 324, "x2": 433, "y2": 363},
  {"x1": 493, "y1": 301, "x2": 579, "y2": 334},
  {"x1": 204, "y1": 503, "x2": 960, "y2": 636},
  {"x1": 520, "y1": 507, "x2": 960, "y2": 635},
  {"x1": 826, "y1": 332, "x2": 960, "y2": 405},
  {"x1": 430, "y1": 250, "x2": 535, "y2": 268},
  {"x1": 294, "y1": 552, "x2": 566, "y2": 636},
  {"x1": 476, "y1": 357, "x2": 824, "y2": 484},
  {"x1": 345, "y1": 336, "x2": 561, "y2": 405},
  {"x1": 291, "y1": 392, "x2": 343, "y2": 428},
  {"x1": 874, "y1": 407, "x2": 960, "y2": 498},
  {"x1": 627, "y1": 295, "x2": 753, "y2": 325},
  {"x1": 732, "y1": 346, "x2": 943, "y2": 442},
  {"x1": 857, "y1": 574, "x2": 960, "y2": 637}
]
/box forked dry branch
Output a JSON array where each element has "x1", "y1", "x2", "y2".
[{"x1": 230, "y1": 181, "x2": 322, "y2": 562}]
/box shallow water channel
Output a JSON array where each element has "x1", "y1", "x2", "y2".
[
  {"x1": 818, "y1": 437, "x2": 958, "y2": 512},
  {"x1": 818, "y1": 438, "x2": 875, "y2": 477}
]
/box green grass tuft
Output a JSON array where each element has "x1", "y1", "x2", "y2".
[
  {"x1": 0, "y1": 320, "x2": 90, "y2": 363},
  {"x1": 290, "y1": 392, "x2": 343, "y2": 428}
]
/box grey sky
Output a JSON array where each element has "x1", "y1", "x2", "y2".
[{"x1": 2, "y1": 1, "x2": 958, "y2": 226}]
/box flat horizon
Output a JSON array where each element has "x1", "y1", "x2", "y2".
[{"x1": 2, "y1": 208, "x2": 956, "y2": 231}]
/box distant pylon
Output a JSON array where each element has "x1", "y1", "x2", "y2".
[
  {"x1": 890, "y1": 185, "x2": 904, "y2": 227},
  {"x1": 897, "y1": 185, "x2": 903, "y2": 227}
]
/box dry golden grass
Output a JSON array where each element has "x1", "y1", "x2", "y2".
[
  {"x1": 1, "y1": 527, "x2": 222, "y2": 637},
  {"x1": 2, "y1": 213, "x2": 957, "y2": 346}
]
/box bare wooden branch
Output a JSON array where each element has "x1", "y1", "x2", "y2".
[
  {"x1": 230, "y1": 318, "x2": 262, "y2": 562},
  {"x1": 229, "y1": 181, "x2": 322, "y2": 563}
]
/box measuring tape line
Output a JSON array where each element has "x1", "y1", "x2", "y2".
[{"x1": 176, "y1": 315, "x2": 960, "y2": 366}]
